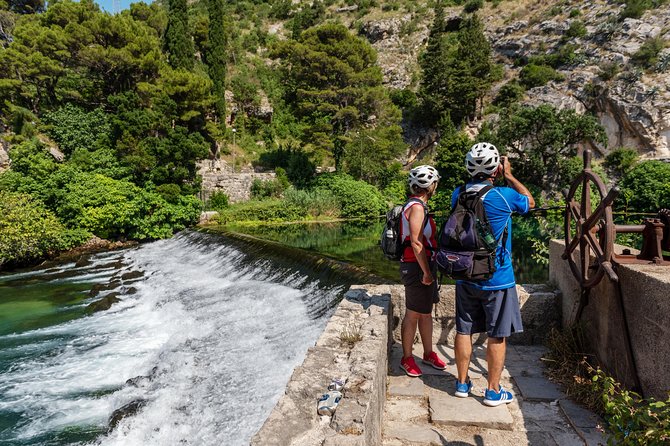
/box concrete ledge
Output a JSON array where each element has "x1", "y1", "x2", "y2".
[
  {"x1": 251, "y1": 285, "x2": 391, "y2": 446},
  {"x1": 550, "y1": 239, "x2": 670, "y2": 399}
]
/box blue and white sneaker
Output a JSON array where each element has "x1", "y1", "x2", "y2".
[
  {"x1": 455, "y1": 379, "x2": 473, "y2": 398},
  {"x1": 483, "y1": 386, "x2": 514, "y2": 407}
]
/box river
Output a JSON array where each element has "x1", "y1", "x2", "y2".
[
  {"x1": 0, "y1": 231, "x2": 346, "y2": 446},
  {"x1": 0, "y1": 219, "x2": 548, "y2": 445}
]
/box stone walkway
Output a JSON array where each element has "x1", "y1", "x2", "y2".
[{"x1": 382, "y1": 342, "x2": 608, "y2": 446}]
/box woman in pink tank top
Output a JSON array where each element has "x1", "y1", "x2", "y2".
[{"x1": 399, "y1": 165, "x2": 447, "y2": 377}]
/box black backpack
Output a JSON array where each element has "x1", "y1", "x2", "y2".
[
  {"x1": 381, "y1": 198, "x2": 428, "y2": 261},
  {"x1": 435, "y1": 185, "x2": 506, "y2": 281}
]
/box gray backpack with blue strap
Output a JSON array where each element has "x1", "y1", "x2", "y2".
[{"x1": 435, "y1": 185, "x2": 505, "y2": 281}]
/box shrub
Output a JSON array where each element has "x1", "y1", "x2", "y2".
[
  {"x1": 130, "y1": 192, "x2": 201, "y2": 240},
  {"x1": 251, "y1": 178, "x2": 285, "y2": 199},
  {"x1": 283, "y1": 187, "x2": 340, "y2": 217},
  {"x1": 217, "y1": 199, "x2": 306, "y2": 223},
  {"x1": 0, "y1": 191, "x2": 66, "y2": 268},
  {"x1": 463, "y1": 0, "x2": 484, "y2": 13},
  {"x1": 208, "y1": 191, "x2": 230, "y2": 210},
  {"x1": 51, "y1": 172, "x2": 198, "y2": 240},
  {"x1": 569, "y1": 8, "x2": 581, "y2": 17},
  {"x1": 593, "y1": 368, "x2": 670, "y2": 445},
  {"x1": 604, "y1": 147, "x2": 639, "y2": 178},
  {"x1": 631, "y1": 36, "x2": 666, "y2": 69},
  {"x1": 565, "y1": 20, "x2": 587, "y2": 39},
  {"x1": 618, "y1": 0, "x2": 667, "y2": 21},
  {"x1": 519, "y1": 64, "x2": 563, "y2": 89},
  {"x1": 313, "y1": 174, "x2": 386, "y2": 219},
  {"x1": 619, "y1": 161, "x2": 670, "y2": 214},
  {"x1": 598, "y1": 62, "x2": 621, "y2": 81},
  {"x1": 493, "y1": 81, "x2": 525, "y2": 108}
]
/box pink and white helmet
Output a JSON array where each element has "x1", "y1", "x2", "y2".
[{"x1": 465, "y1": 142, "x2": 500, "y2": 177}]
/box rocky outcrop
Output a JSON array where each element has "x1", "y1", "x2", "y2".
[
  {"x1": 197, "y1": 158, "x2": 276, "y2": 203},
  {"x1": 225, "y1": 89, "x2": 273, "y2": 126},
  {"x1": 355, "y1": 1, "x2": 669, "y2": 158},
  {"x1": 108, "y1": 399, "x2": 147, "y2": 432},
  {"x1": 0, "y1": 141, "x2": 8, "y2": 172},
  {"x1": 360, "y1": 14, "x2": 431, "y2": 90}
]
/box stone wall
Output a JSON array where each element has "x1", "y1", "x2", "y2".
[
  {"x1": 389, "y1": 284, "x2": 561, "y2": 347},
  {"x1": 197, "y1": 159, "x2": 275, "y2": 203},
  {"x1": 251, "y1": 285, "x2": 391, "y2": 446},
  {"x1": 549, "y1": 239, "x2": 670, "y2": 400}
]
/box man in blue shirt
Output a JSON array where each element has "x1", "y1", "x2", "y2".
[{"x1": 450, "y1": 142, "x2": 535, "y2": 407}]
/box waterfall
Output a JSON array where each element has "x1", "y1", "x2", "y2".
[{"x1": 0, "y1": 231, "x2": 347, "y2": 445}]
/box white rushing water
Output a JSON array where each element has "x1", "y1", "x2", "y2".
[{"x1": 0, "y1": 232, "x2": 341, "y2": 445}]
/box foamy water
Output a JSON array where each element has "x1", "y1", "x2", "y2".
[{"x1": 0, "y1": 232, "x2": 341, "y2": 445}]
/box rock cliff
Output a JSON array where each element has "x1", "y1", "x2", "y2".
[{"x1": 352, "y1": 1, "x2": 670, "y2": 159}]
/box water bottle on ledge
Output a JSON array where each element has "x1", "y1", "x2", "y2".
[
  {"x1": 317, "y1": 390, "x2": 342, "y2": 416},
  {"x1": 328, "y1": 378, "x2": 346, "y2": 392}
]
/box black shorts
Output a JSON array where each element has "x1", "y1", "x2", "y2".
[{"x1": 400, "y1": 261, "x2": 439, "y2": 314}]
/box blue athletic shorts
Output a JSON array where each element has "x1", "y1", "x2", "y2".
[{"x1": 455, "y1": 283, "x2": 523, "y2": 338}]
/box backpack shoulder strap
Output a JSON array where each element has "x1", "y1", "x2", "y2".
[
  {"x1": 475, "y1": 184, "x2": 493, "y2": 198},
  {"x1": 404, "y1": 197, "x2": 430, "y2": 232}
]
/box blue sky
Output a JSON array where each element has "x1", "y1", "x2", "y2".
[{"x1": 96, "y1": 0, "x2": 152, "y2": 13}]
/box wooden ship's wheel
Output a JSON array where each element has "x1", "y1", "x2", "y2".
[{"x1": 562, "y1": 150, "x2": 619, "y2": 289}]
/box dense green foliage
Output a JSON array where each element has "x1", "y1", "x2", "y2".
[
  {"x1": 164, "y1": 0, "x2": 194, "y2": 69},
  {"x1": 619, "y1": 161, "x2": 670, "y2": 214},
  {"x1": 604, "y1": 147, "x2": 639, "y2": 178},
  {"x1": 0, "y1": 191, "x2": 79, "y2": 268},
  {"x1": 206, "y1": 0, "x2": 226, "y2": 124},
  {"x1": 593, "y1": 369, "x2": 670, "y2": 445},
  {"x1": 493, "y1": 105, "x2": 607, "y2": 191},
  {"x1": 419, "y1": 5, "x2": 498, "y2": 126},
  {"x1": 519, "y1": 64, "x2": 563, "y2": 89},
  {"x1": 271, "y1": 23, "x2": 404, "y2": 175},
  {"x1": 314, "y1": 173, "x2": 387, "y2": 218}
]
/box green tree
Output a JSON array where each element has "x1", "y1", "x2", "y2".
[
  {"x1": 206, "y1": 0, "x2": 226, "y2": 125},
  {"x1": 494, "y1": 105, "x2": 607, "y2": 192},
  {"x1": 43, "y1": 104, "x2": 111, "y2": 155},
  {"x1": 272, "y1": 23, "x2": 404, "y2": 171},
  {"x1": 604, "y1": 147, "x2": 639, "y2": 179},
  {"x1": 419, "y1": 9, "x2": 496, "y2": 125},
  {"x1": 164, "y1": 0, "x2": 194, "y2": 70},
  {"x1": 619, "y1": 161, "x2": 670, "y2": 214}
]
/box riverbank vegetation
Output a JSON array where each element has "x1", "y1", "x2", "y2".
[
  {"x1": 546, "y1": 325, "x2": 670, "y2": 445},
  {"x1": 1, "y1": 0, "x2": 668, "y2": 269}
]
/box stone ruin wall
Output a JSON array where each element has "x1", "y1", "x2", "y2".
[{"x1": 197, "y1": 159, "x2": 275, "y2": 204}]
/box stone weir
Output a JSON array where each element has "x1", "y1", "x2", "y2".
[{"x1": 251, "y1": 283, "x2": 562, "y2": 445}]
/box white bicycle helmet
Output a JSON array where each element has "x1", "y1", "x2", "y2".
[
  {"x1": 465, "y1": 142, "x2": 500, "y2": 177},
  {"x1": 408, "y1": 165, "x2": 440, "y2": 190}
]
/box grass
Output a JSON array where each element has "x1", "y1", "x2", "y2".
[
  {"x1": 340, "y1": 322, "x2": 364, "y2": 346},
  {"x1": 543, "y1": 325, "x2": 604, "y2": 412}
]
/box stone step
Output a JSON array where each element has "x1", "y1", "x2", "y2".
[{"x1": 428, "y1": 388, "x2": 515, "y2": 430}]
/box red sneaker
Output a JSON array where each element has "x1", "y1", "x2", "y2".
[
  {"x1": 422, "y1": 351, "x2": 446, "y2": 370},
  {"x1": 400, "y1": 356, "x2": 423, "y2": 377}
]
